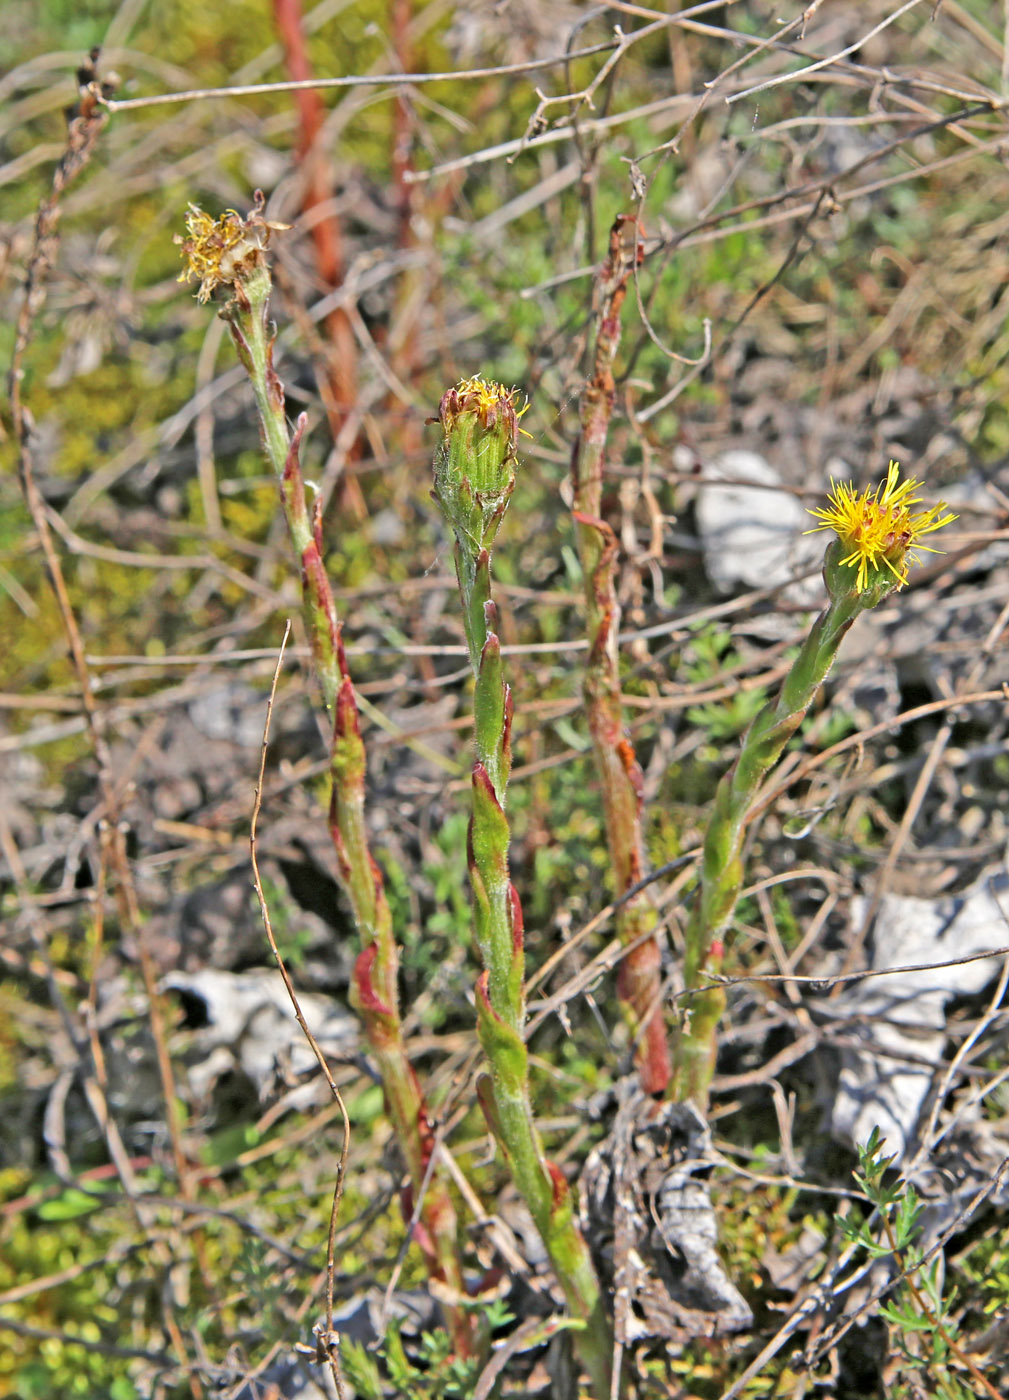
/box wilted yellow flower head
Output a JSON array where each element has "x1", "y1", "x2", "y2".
[
  {"x1": 175, "y1": 191, "x2": 287, "y2": 303},
  {"x1": 806, "y1": 460, "x2": 957, "y2": 592},
  {"x1": 439, "y1": 377, "x2": 528, "y2": 435}
]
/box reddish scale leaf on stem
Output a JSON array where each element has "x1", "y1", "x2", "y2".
[
  {"x1": 353, "y1": 944, "x2": 395, "y2": 1019},
  {"x1": 501, "y1": 686, "x2": 513, "y2": 761},
  {"x1": 281, "y1": 416, "x2": 308, "y2": 512},
  {"x1": 334, "y1": 676, "x2": 361, "y2": 745},
  {"x1": 328, "y1": 827, "x2": 352, "y2": 885},
  {"x1": 300, "y1": 541, "x2": 339, "y2": 654},
  {"x1": 618, "y1": 941, "x2": 662, "y2": 1003},
  {"x1": 311, "y1": 495, "x2": 326, "y2": 554},
  {"x1": 618, "y1": 943, "x2": 670, "y2": 1094},
  {"x1": 474, "y1": 969, "x2": 498, "y2": 1021},
  {"x1": 327, "y1": 798, "x2": 353, "y2": 887},
  {"x1": 334, "y1": 626, "x2": 353, "y2": 684},
  {"x1": 617, "y1": 738, "x2": 644, "y2": 804},
  {"x1": 265, "y1": 348, "x2": 284, "y2": 415},
  {"x1": 475, "y1": 1068, "x2": 505, "y2": 1149},
  {"x1": 470, "y1": 761, "x2": 509, "y2": 879},
  {"x1": 546, "y1": 1159, "x2": 571, "y2": 1210},
  {"x1": 639, "y1": 1033, "x2": 672, "y2": 1098}
]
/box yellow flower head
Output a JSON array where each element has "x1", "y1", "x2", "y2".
[
  {"x1": 175, "y1": 192, "x2": 287, "y2": 303},
  {"x1": 806, "y1": 460, "x2": 957, "y2": 592}
]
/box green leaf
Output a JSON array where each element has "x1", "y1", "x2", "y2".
[
  {"x1": 200, "y1": 1123, "x2": 261, "y2": 1167},
  {"x1": 37, "y1": 1186, "x2": 105, "y2": 1220},
  {"x1": 346, "y1": 1084, "x2": 385, "y2": 1124}
]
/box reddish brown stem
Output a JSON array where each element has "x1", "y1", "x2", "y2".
[
  {"x1": 272, "y1": 0, "x2": 363, "y2": 513},
  {"x1": 572, "y1": 215, "x2": 671, "y2": 1096},
  {"x1": 383, "y1": 0, "x2": 425, "y2": 458},
  {"x1": 390, "y1": 0, "x2": 415, "y2": 256}
]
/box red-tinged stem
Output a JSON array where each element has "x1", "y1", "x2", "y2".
[
  {"x1": 386, "y1": 0, "x2": 424, "y2": 453},
  {"x1": 433, "y1": 381, "x2": 615, "y2": 1397},
  {"x1": 572, "y1": 215, "x2": 671, "y2": 1096},
  {"x1": 272, "y1": 0, "x2": 363, "y2": 515},
  {"x1": 333, "y1": 699, "x2": 470, "y2": 1329},
  {"x1": 474, "y1": 977, "x2": 614, "y2": 1400},
  {"x1": 223, "y1": 273, "x2": 475, "y2": 1356}
]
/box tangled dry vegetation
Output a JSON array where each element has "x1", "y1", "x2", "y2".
[{"x1": 3, "y1": 3, "x2": 1009, "y2": 1398}]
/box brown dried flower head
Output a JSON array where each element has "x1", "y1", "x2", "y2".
[{"x1": 175, "y1": 190, "x2": 288, "y2": 303}]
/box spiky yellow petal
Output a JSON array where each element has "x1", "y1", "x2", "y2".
[{"x1": 806, "y1": 460, "x2": 957, "y2": 592}]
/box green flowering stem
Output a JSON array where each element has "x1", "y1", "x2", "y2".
[
  {"x1": 178, "y1": 201, "x2": 475, "y2": 1357},
  {"x1": 572, "y1": 215, "x2": 671, "y2": 1097},
  {"x1": 434, "y1": 380, "x2": 614, "y2": 1400},
  {"x1": 222, "y1": 272, "x2": 345, "y2": 719},
  {"x1": 328, "y1": 649, "x2": 469, "y2": 1332},
  {"x1": 673, "y1": 458, "x2": 957, "y2": 1109},
  {"x1": 672, "y1": 544, "x2": 899, "y2": 1108}
]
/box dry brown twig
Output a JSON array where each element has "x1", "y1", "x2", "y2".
[{"x1": 7, "y1": 53, "x2": 208, "y2": 1394}]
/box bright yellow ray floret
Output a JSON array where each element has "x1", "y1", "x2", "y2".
[{"x1": 806, "y1": 459, "x2": 957, "y2": 591}]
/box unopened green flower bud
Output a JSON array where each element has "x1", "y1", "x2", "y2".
[{"x1": 432, "y1": 377, "x2": 524, "y2": 549}]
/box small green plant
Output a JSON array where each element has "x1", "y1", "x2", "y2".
[
  {"x1": 337, "y1": 1298, "x2": 594, "y2": 1400},
  {"x1": 234, "y1": 1236, "x2": 289, "y2": 1348},
  {"x1": 684, "y1": 625, "x2": 769, "y2": 744},
  {"x1": 342, "y1": 1301, "x2": 515, "y2": 1400},
  {"x1": 837, "y1": 1128, "x2": 1001, "y2": 1400}
]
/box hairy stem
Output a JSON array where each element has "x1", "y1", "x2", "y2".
[
  {"x1": 434, "y1": 380, "x2": 615, "y2": 1399},
  {"x1": 221, "y1": 267, "x2": 474, "y2": 1355},
  {"x1": 672, "y1": 567, "x2": 870, "y2": 1107}
]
